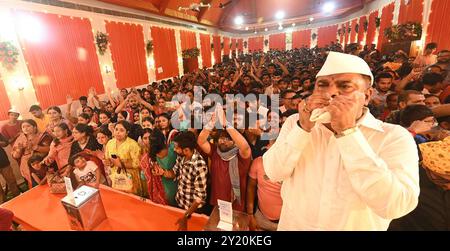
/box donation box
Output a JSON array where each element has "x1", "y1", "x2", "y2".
[{"x1": 61, "y1": 186, "x2": 107, "y2": 231}]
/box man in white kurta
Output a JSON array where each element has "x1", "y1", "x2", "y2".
[{"x1": 263, "y1": 52, "x2": 419, "y2": 230}]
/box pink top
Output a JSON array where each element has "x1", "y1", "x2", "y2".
[
  {"x1": 47, "y1": 136, "x2": 73, "y2": 169},
  {"x1": 248, "y1": 157, "x2": 282, "y2": 221}
]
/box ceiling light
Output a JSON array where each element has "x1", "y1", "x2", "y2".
[
  {"x1": 292, "y1": 23, "x2": 296, "y2": 27},
  {"x1": 278, "y1": 26, "x2": 283, "y2": 30},
  {"x1": 322, "y1": 2, "x2": 335, "y2": 13},
  {"x1": 254, "y1": 30, "x2": 257, "y2": 34},
  {"x1": 309, "y1": 17, "x2": 314, "y2": 22},
  {"x1": 275, "y1": 10, "x2": 285, "y2": 20},
  {"x1": 234, "y1": 16, "x2": 244, "y2": 25},
  {"x1": 245, "y1": 26, "x2": 249, "y2": 31},
  {"x1": 264, "y1": 28, "x2": 268, "y2": 32}
]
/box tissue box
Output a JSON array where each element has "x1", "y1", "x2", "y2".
[{"x1": 61, "y1": 186, "x2": 107, "y2": 231}]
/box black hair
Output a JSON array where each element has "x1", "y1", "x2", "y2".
[
  {"x1": 280, "y1": 89, "x2": 296, "y2": 98},
  {"x1": 22, "y1": 119, "x2": 38, "y2": 129},
  {"x1": 118, "y1": 111, "x2": 128, "y2": 120},
  {"x1": 79, "y1": 96, "x2": 88, "y2": 101},
  {"x1": 78, "y1": 113, "x2": 91, "y2": 121},
  {"x1": 422, "y1": 72, "x2": 444, "y2": 86},
  {"x1": 29, "y1": 105, "x2": 42, "y2": 112},
  {"x1": 82, "y1": 106, "x2": 94, "y2": 113},
  {"x1": 53, "y1": 123, "x2": 72, "y2": 146},
  {"x1": 398, "y1": 90, "x2": 422, "y2": 105},
  {"x1": 173, "y1": 131, "x2": 197, "y2": 151},
  {"x1": 425, "y1": 43, "x2": 437, "y2": 51},
  {"x1": 149, "y1": 129, "x2": 167, "y2": 161},
  {"x1": 375, "y1": 72, "x2": 394, "y2": 83},
  {"x1": 142, "y1": 117, "x2": 154, "y2": 124},
  {"x1": 99, "y1": 111, "x2": 112, "y2": 119},
  {"x1": 68, "y1": 153, "x2": 85, "y2": 167},
  {"x1": 400, "y1": 105, "x2": 434, "y2": 128},
  {"x1": 74, "y1": 123, "x2": 94, "y2": 137},
  {"x1": 97, "y1": 127, "x2": 112, "y2": 139},
  {"x1": 28, "y1": 154, "x2": 45, "y2": 168},
  {"x1": 47, "y1": 106, "x2": 62, "y2": 114},
  {"x1": 115, "y1": 120, "x2": 132, "y2": 133}
]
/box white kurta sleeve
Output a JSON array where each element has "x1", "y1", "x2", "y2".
[
  {"x1": 336, "y1": 126, "x2": 420, "y2": 220},
  {"x1": 262, "y1": 114, "x2": 312, "y2": 182}
]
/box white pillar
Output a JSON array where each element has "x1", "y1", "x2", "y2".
[
  {"x1": 175, "y1": 29, "x2": 183, "y2": 77},
  {"x1": 286, "y1": 32, "x2": 292, "y2": 50},
  {"x1": 196, "y1": 32, "x2": 203, "y2": 69},
  {"x1": 264, "y1": 34, "x2": 269, "y2": 52},
  {"x1": 310, "y1": 28, "x2": 318, "y2": 48},
  {"x1": 143, "y1": 23, "x2": 156, "y2": 83},
  {"x1": 244, "y1": 38, "x2": 249, "y2": 54},
  {"x1": 419, "y1": 0, "x2": 433, "y2": 54},
  {"x1": 393, "y1": 0, "x2": 401, "y2": 25}
]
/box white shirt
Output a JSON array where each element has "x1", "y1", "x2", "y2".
[
  {"x1": 73, "y1": 161, "x2": 104, "y2": 184},
  {"x1": 262, "y1": 110, "x2": 419, "y2": 230}
]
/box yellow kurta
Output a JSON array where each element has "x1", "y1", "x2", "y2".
[{"x1": 105, "y1": 137, "x2": 144, "y2": 197}]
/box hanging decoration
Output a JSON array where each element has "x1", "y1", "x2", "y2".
[
  {"x1": 95, "y1": 31, "x2": 109, "y2": 55},
  {"x1": 182, "y1": 48, "x2": 200, "y2": 59},
  {"x1": 264, "y1": 39, "x2": 269, "y2": 46},
  {"x1": 220, "y1": 42, "x2": 224, "y2": 49},
  {"x1": 355, "y1": 24, "x2": 359, "y2": 33},
  {"x1": 244, "y1": 41, "x2": 247, "y2": 49},
  {"x1": 146, "y1": 40, "x2": 153, "y2": 56},
  {"x1": 384, "y1": 22, "x2": 422, "y2": 42},
  {"x1": 375, "y1": 17, "x2": 381, "y2": 28},
  {"x1": 348, "y1": 27, "x2": 351, "y2": 33},
  {"x1": 363, "y1": 20, "x2": 369, "y2": 32},
  {"x1": 211, "y1": 43, "x2": 214, "y2": 50},
  {"x1": 337, "y1": 28, "x2": 341, "y2": 36},
  {"x1": 229, "y1": 42, "x2": 233, "y2": 49},
  {"x1": 0, "y1": 41, "x2": 19, "y2": 71},
  {"x1": 311, "y1": 33, "x2": 317, "y2": 40},
  {"x1": 235, "y1": 42, "x2": 239, "y2": 48}
]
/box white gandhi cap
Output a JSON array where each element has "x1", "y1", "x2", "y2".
[{"x1": 316, "y1": 51, "x2": 374, "y2": 86}]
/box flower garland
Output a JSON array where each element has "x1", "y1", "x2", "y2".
[
  {"x1": 375, "y1": 17, "x2": 381, "y2": 28},
  {"x1": 0, "y1": 41, "x2": 19, "y2": 71},
  {"x1": 384, "y1": 22, "x2": 422, "y2": 42},
  {"x1": 311, "y1": 33, "x2": 317, "y2": 40},
  {"x1": 182, "y1": 48, "x2": 200, "y2": 59},
  {"x1": 211, "y1": 43, "x2": 214, "y2": 50},
  {"x1": 244, "y1": 41, "x2": 247, "y2": 49},
  {"x1": 355, "y1": 24, "x2": 359, "y2": 33},
  {"x1": 363, "y1": 20, "x2": 369, "y2": 32},
  {"x1": 146, "y1": 40, "x2": 153, "y2": 55},
  {"x1": 95, "y1": 31, "x2": 109, "y2": 55},
  {"x1": 264, "y1": 39, "x2": 269, "y2": 46}
]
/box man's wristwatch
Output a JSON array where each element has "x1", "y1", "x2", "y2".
[{"x1": 335, "y1": 126, "x2": 359, "y2": 138}]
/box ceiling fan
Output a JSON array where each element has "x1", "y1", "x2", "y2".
[{"x1": 177, "y1": 1, "x2": 233, "y2": 13}]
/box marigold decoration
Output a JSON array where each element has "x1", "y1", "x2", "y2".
[
  {"x1": 337, "y1": 28, "x2": 341, "y2": 36},
  {"x1": 211, "y1": 43, "x2": 214, "y2": 50},
  {"x1": 311, "y1": 33, "x2": 317, "y2": 40},
  {"x1": 95, "y1": 31, "x2": 109, "y2": 55},
  {"x1": 384, "y1": 22, "x2": 422, "y2": 42},
  {"x1": 146, "y1": 40, "x2": 153, "y2": 55},
  {"x1": 182, "y1": 48, "x2": 200, "y2": 59},
  {"x1": 264, "y1": 39, "x2": 269, "y2": 46},
  {"x1": 363, "y1": 20, "x2": 369, "y2": 32},
  {"x1": 0, "y1": 41, "x2": 19, "y2": 71},
  {"x1": 243, "y1": 41, "x2": 247, "y2": 49},
  {"x1": 348, "y1": 27, "x2": 351, "y2": 33},
  {"x1": 375, "y1": 17, "x2": 381, "y2": 28},
  {"x1": 220, "y1": 42, "x2": 224, "y2": 49},
  {"x1": 235, "y1": 42, "x2": 239, "y2": 48},
  {"x1": 355, "y1": 24, "x2": 359, "y2": 33}
]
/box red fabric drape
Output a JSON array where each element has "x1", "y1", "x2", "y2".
[
  {"x1": 237, "y1": 39, "x2": 243, "y2": 52},
  {"x1": 292, "y1": 30, "x2": 311, "y2": 48},
  {"x1": 269, "y1": 33, "x2": 286, "y2": 50},
  {"x1": 248, "y1": 37, "x2": 264, "y2": 52},
  {"x1": 223, "y1": 37, "x2": 230, "y2": 56},
  {"x1": 398, "y1": 0, "x2": 423, "y2": 24},
  {"x1": 358, "y1": 16, "x2": 367, "y2": 43},
  {"x1": 213, "y1": 35, "x2": 221, "y2": 64},
  {"x1": 366, "y1": 11, "x2": 378, "y2": 46},
  {"x1": 180, "y1": 30, "x2": 197, "y2": 50},
  {"x1": 317, "y1": 25, "x2": 338, "y2": 48},
  {"x1": 350, "y1": 19, "x2": 358, "y2": 43},
  {"x1": 231, "y1": 38, "x2": 236, "y2": 54},
  {"x1": 344, "y1": 22, "x2": 350, "y2": 45},
  {"x1": 377, "y1": 3, "x2": 395, "y2": 50},
  {"x1": 200, "y1": 33, "x2": 211, "y2": 68},
  {"x1": 106, "y1": 21, "x2": 148, "y2": 88},
  {"x1": 151, "y1": 26, "x2": 179, "y2": 80},
  {"x1": 426, "y1": 0, "x2": 450, "y2": 51},
  {"x1": 0, "y1": 77, "x2": 11, "y2": 120},
  {"x1": 14, "y1": 11, "x2": 103, "y2": 108}
]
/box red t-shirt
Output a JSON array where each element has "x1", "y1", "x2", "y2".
[
  {"x1": 0, "y1": 121, "x2": 22, "y2": 144},
  {"x1": 209, "y1": 144, "x2": 251, "y2": 212}
]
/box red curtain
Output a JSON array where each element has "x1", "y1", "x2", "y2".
[
  {"x1": 248, "y1": 37, "x2": 264, "y2": 52},
  {"x1": 151, "y1": 26, "x2": 179, "y2": 80},
  {"x1": 200, "y1": 33, "x2": 211, "y2": 68},
  {"x1": 13, "y1": 11, "x2": 103, "y2": 108},
  {"x1": 350, "y1": 19, "x2": 358, "y2": 43},
  {"x1": 223, "y1": 37, "x2": 230, "y2": 56},
  {"x1": 213, "y1": 35, "x2": 221, "y2": 64},
  {"x1": 398, "y1": 0, "x2": 423, "y2": 24},
  {"x1": 366, "y1": 11, "x2": 378, "y2": 46},
  {"x1": 317, "y1": 25, "x2": 338, "y2": 48},
  {"x1": 426, "y1": 0, "x2": 450, "y2": 51},
  {"x1": 231, "y1": 38, "x2": 236, "y2": 54},
  {"x1": 180, "y1": 30, "x2": 197, "y2": 50},
  {"x1": 292, "y1": 30, "x2": 311, "y2": 48},
  {"x1": 377, "y1": 3, "x2": 395, "y2": 50},
  {"x1": 237, "y1": 39, "x2": 243, "y2": 52},
  {"x1": 0, "y1": 77, "x2": 11, "y2": 120},
  {"x1": 358, "y1": 16, "x2": 367, "y2": 43},
  {"x1": 344, "y1": 22, "x2": 350, "y2": 45},
  {"x1": 269, "y1": 33, "x2": 286, "y2": 50},
  {"x1": 106, "y1": 21, "x2": 148, "y2": 88}
]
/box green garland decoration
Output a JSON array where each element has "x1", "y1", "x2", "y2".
[
  {"x1": 0, "y1": 41, "x2": 19, "y2": 71},
  {"x1": 182, "y1": 48, "x2": 200, "y2": 59},
  {"x1": 384, "y1": 22, "x2": 422, "y2": 42},
  {"x1": 95, "y1": 31, "x2": 109, "y2": 55}
]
